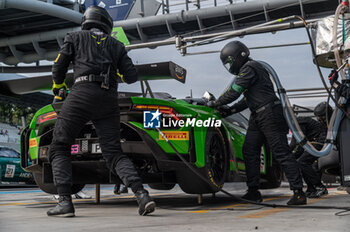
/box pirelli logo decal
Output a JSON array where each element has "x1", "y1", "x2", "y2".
[
  {"x1": 29, "y1": 139, "x2": 38, "y2": 148},
  {"x1": 159, "y1": 131, "x2": 189, "y2": 140}
]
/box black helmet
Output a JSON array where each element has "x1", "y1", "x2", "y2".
[
  {"x1": 82, "y1": 6, "x2": 113, "y2": 34},
  {"x1": 220, "y1": 41, "x2": 250, "y2": 75},
  {"x1": 314, "y1": 101, "x2": 333, "y2": 121}
]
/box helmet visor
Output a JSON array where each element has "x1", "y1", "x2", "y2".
[
  {"x1": 223, "y1": 56, "x2": 235, "y2": 74},
  {"x1": 224, "y1": 62, "x2": 231, "y2": 72}
]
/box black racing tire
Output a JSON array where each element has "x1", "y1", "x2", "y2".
[
  {"x1": 148, "y1": 183, "x2": 176, "y2": 190},
  {"x1": 177, "y1": 127, "x2": 228, "y2": 194},
  {"x1": 260, "y1": 160, "x2": 283, "y2": 189},
  {"x1": 318, "y1": 149, "x2": 340, "y2": 176},
  {"x1": 33, "y1": 172, "x2": 85, "y2": 194}
]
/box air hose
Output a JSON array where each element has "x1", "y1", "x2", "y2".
[
  {"x1": 155, "y1": 128, "x2": 350, "y2": 213},
  {"x1": 259, "y1": 61, "x2": 343, "y2": 158}
]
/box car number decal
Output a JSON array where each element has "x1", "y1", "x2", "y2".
[
  {"x1": 92, "y1": 143, "x2": 102, "y2": 153},
  {"x1": 71, "y1": 144, "x2": 79, "y2": 154},
  {"x1": 5, "y1": 164, "x2": 16, "y2": 178}
]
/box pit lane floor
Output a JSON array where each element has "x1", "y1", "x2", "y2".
[{"x1": 0, "y1": 183, "x2": 349, "y2": 232}]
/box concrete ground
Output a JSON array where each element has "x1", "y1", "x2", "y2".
[{"x1": 0, "y1": 183, "x2": 349, "y2": 232}]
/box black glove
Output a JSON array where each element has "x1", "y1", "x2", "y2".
[
  {"x1": 217, "y1": 105, "x2": 236, "y2": 118},
  {"x1": 206, "y1": 100, "x2": 219, "y2": 108},
  {"x1": 328, "y1": 69, "x2": 339, "y2": 87}
]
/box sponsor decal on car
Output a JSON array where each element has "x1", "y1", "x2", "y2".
[
  {"x1": 143, "y1": 109, "x2": 221, "y2": 129},
  {"x1": 5, "y1": 164, "x2": 16, "y2": 178},
  {"x1": 19, "y1": 172, "x2": 32, "y2": 178},
  {"x1": 29, "y1": 138, "x2": 38, "y2": 148},
  {"x1": 143, "y1": 110, "x2": 161, "y2": 128},
  {"x1": 159, "y1": 131, "x2": 189, "y2": 140}
]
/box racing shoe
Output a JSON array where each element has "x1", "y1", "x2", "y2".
[
  {"x1": 287, "y1": 190, "x2": 307, "y2": 205},
  {"x1": 241, "y1": 189, "x2": 263, "y2": 203},
  {"x1": 305, "y1": 186, "x2": 316, "y2": 198},
  {"x1": 309, "y1": 185, "x2": 328, "y2": 198},
  {"x1": 135, "y1": 189, "x2": 155, "y2": 216},
  {"x1": 47, "y1": 195, "x2": 75, "y2": 217}
]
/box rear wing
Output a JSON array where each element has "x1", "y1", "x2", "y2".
[{"x1": 0, "y1": 61, "x2": 186, "y2": 95}]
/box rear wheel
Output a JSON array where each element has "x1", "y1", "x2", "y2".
[
  {"x1": 177, "y1": 127, "x2": 228, "y2": 194},
  {"x1": 33, "y1": 172, "x2": 85, "y2": 194}
]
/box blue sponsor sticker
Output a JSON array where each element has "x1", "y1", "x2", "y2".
[{"x1": 143, "y1": 110, "x2": 161, "y2": 128}]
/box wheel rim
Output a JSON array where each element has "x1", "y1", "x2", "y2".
[{"x1": 208, "y1": 133, "x2": 226, "y2": 184}]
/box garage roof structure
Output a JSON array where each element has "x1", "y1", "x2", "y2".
[{"x1": 0, "y1": 0, "x2": 340, "y2": 67}]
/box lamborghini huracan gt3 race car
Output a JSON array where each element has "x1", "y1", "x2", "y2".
[{"x1": 17, "y1": 62, "x2": 282, "y2": 194}]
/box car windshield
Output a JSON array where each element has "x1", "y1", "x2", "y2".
[{"x1": 0, "y1": 147, "x2": 20, "y2": 158}]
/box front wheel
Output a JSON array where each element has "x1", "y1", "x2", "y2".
[
  {"x1": 33, "y1": 172, "x2": 85, "y2": 194},
  {"x1": 177, "y1": 127, "x2": 228, "y2": 194}
]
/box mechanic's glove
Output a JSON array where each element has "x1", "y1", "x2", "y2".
[
  {"x1": 206, "y1": 100, "x2": 219, "y2": 108},
  {"x1": 52, "y1": 81, "x2": 67, "y2": 96},
  {"x1": 217, "y1": 105, "x2": 237, "y2": 118},
  {"x1": 328, "y1": 69, "x2": 340, "y2": 89}
]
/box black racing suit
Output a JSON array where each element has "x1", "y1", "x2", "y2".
[
  {"x1": 290, "y1": 117, "x2": 326, "y2": 191},
  {"x1": 49, "y1": 28, "x2": 142, "y2": 195},
  {"x1": 217, "y1": 60, "x2": 303, "y2": 190}
]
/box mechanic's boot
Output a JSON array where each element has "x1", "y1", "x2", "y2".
[
  {"x1": 135, "y1": 189, "x2": 155, "y2": 216},
  {"x1": 47, "y1": 195, "x2": 75, "y2": 217},
  {"x1": 120, "y1": 185, "x2": 128, "y2": 194},
  {"x1": 241, "y1": 189, "x2": 263, "y2": 203},
  {"x1": 114, "y1": 183, "x2": 121, "y2": 195},
  {"x1": 309, "y1": 185, "x2": 328, "y2": 198},
  {"x1": 287, "y1": 190, "x2": 307, "y2": 205},
  {"x1": 305, "y1": 187, "x2": 316, "y2": 198}
]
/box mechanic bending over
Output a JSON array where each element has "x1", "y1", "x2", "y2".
[
  {"x1": 47, "y1": 6, "x2": 155, "y2": 217},
  {"x1": 207, "y1": 41, "x2": 307, "y2": 205},
  {"x1": 290, "y1": 102, "x2": 331, "y2": 198}
]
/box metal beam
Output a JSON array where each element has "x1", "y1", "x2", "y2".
[
  {"x1": 3, "y1": 51, "x2": 58, "y2": 65},
  {"x1": 0, "y1": 27, "x2": 79, "y2": 47},
  {"x1": 113, "y1": 0, "x2": 329, "y2": 30},
  {"x1": 0, "y1": 0, "x2": 82, "y2": 24},
  {"x1": 32, "y1": 41, "x2": 47, "y2": 58},
  {"x1": 9, "y1": 45, "x2": 23, "y2": 62}
]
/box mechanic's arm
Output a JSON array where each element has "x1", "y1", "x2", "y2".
[
  {"x1": 218, "y1": 98, "x2": 248, "y2": 118},
  {"x1": 230, "y1": 98, "x2": 248, "y2": 113},
  {"x1": 52, "y1": 34, "x2": 74, "y2": 90},
  {"x1": 116, "y1": 42, "x2": 138, "y2": 84},
  {"x1": 214, "y1": 65, "x2": 255, "y2": 106}
]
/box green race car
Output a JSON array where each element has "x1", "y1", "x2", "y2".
[{"x1": 17, "y1": 61, "x2": 282, "y2": 194}]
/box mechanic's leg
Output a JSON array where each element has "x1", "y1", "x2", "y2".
[
  {"x1": 92, "y1": 114, "x2": 155, "y2": 215},
  {"x1": 243, "y1": 129, "x2": 264, "y2": 190},
  {"x1": 298, "y1": 153, "x2": 327, "y2": 198},
  {"x1": 241, "y1": 117, "x2": 264, "y2": 202},
  {"x1": 47, "y1": 90, "x2": 91, "y2": 217},
  {"x1": 258, "y1": 106, "x2": 305, "y2": 205},
  {"x1": 297, "y1": 152, "x2": 318, "y2": 188}
]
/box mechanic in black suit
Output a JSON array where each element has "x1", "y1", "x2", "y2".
[
  {"x1": 290, "y1": 102, "x2": 331, "y2": 198},
  {"x1": 207, "y1": 41, "x2": 306, "y2": 205},
  {"x1": 47, "y1": 6, "x2": 155, "y2": 217}
]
